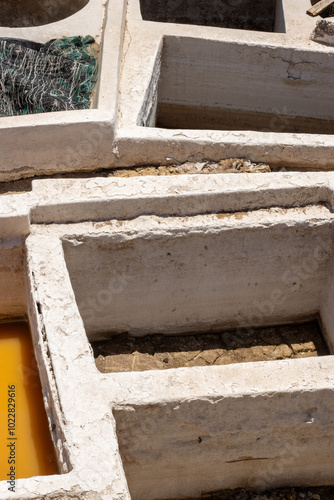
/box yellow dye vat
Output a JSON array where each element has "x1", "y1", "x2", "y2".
[{"x1": 0, "y1": 321, "x2": 58, "y2": 481}]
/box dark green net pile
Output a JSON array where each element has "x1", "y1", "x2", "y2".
[{"x1": 0, "y1": 35, "x2": 99, "y2": 117}]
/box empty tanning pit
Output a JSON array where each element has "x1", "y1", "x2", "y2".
[
  {"x1": 139, "y1": 0, "x2": 282, "y2": 32},
  {"x1": 63, "y1": 204, "x2": 334, "y2": 346},
  {"x1": 93, "y1": 321, "x2": 329, "y2": 373},
  {"x1": 144, "y1": 37, "x2": 334, "y2": 134},
  {"x1": 0, "y1": 0, "x2": 89, "y2": 27}
]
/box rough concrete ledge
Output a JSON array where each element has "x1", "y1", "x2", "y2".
[
  {"x1": 4, "y1": 171, "x2": 333, "y2": 235},
  {"x1": 28, "y1": 172, "x2": 334, "y2": 223},
  {"x1": 0, "y1": 173, "x2": 334, "y2": 498}
]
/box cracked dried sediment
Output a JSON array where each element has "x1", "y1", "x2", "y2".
[
  {"x1": 93, "y1": 321, "x2": 328, "y2": 373},
  {"x1": 108, "y1": 159, "x2": 271, "y2": 176}
]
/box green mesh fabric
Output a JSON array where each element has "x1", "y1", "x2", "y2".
[{"x1": 0, "y1": 35, "x2": 99, "y2": 117}]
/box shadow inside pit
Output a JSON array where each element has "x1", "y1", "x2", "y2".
[
  {"x1": 0, "y1": 179, "x2": 33, "y2": 195},
  {"x1": 161, "y1": 485, "x2": 334, "y2": 500}
]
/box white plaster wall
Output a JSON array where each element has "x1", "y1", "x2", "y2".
[
  {"x1": 114, "y1": 382, "x2": 334, "y2": 499},
  {"x1": 0, "y1": 0, "x2": 333, "y2": 176},
  {"x1": 23, "y1": 214, "x2": 334, "y2": 500},
  {"x1": 158, "y1": 37, "x2": 334, "y2": 120},
  {"x1": 63, "y1": 206, "x2": 334, "y2": 340}
]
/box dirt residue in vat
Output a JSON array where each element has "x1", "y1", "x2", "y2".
[
  {"x1": 92, "y1": 321, "x2": 328, "y2": 373},
  {"x1": 108, "y1": 158, "x2": 271, "y2": 177}
]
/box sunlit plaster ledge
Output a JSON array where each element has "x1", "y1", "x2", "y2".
[
  {"x1": 0, "y1": 0, "x2": 126, "y2": 181},
  {"x1": 0, "y1": 173, "x2": 333, "y2": 498}
]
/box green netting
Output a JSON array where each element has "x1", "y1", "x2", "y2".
[{"x1": 0, "y1": 35, "x2": 99, "y2": 117}]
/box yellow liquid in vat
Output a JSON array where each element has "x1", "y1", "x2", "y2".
[{"x1": 0, "y1": 321, "x2": 58, "y2": 480}]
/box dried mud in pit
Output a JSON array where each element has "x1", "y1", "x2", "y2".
[
  {"x1": 93, "y1": 321, "x2": 328, "y2": 373},
  {"x1": 108, "y1": 158, "x2": 271, "y2": 177}
]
